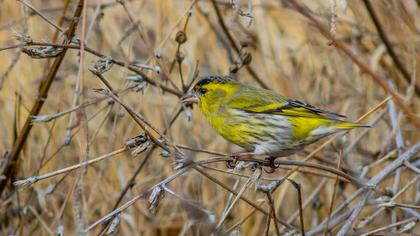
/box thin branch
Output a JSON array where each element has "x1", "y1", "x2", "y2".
[
  {"x1": 209, "y1": 0, "x2": 269, "y2": 89},
  {"x1": 1, "y1": 41, "x2": 183, "y2": 96},
  {"x1": 362, "y1": 0, "x2": 420, "y2": 95},
  {"x1": 336, "y1": 142, "x2": 420, "y2": 235},
  {"x1": 17, "y1": 0, "x2": 64, "y2": 33},
  {"x1": 287, "y1": 0, "x2": 420, "y2": 127},
  {"x1": 359, "y1": 217, "x2": 417, "y2": 236},
  {"x1": 324, "y1": 150, "x2": 343, "y2": 234},
  {"x1": 215, "y1": 177, "x2": 252, "y2": 231},
  {"x1": 0, "y1": 0, "x2": 85, "y2": 195},
  {"x1": 13, "y1": 148, "x2": 126, "y2": 187}
]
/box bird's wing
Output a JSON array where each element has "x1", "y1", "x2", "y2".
[{"x1": 227, "y1": 86, "x2": 346, "y2": 120}]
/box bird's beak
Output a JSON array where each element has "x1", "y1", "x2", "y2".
[{"x1": 181, "y1": 91, "x2": 198, "y2": 104}]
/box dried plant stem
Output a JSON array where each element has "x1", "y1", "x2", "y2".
[
  {"x1": 97, "y1": 107, "x2": 185, "y2": 235},
  {"x1": 3, "y1": 41, "x2": 182, "y2": 96},
  {"x1": 282, "y1": 178, "x2": 327, "y2": 233},
  {"x1": 194, "y1": 166, "x2": 295, "y2": 230},
  {"x1": 266, "y1": 192, "x2": 281, "y2": 236},
  {"x1": 13, "y1": 148, "x2": 126, "y2": 187},
  {"x1": 336, "y1": 142, "x2": 420, "y2": 235},
  {"x1": 0, "y1": 0, "x2": 85, "y2": 195},
  {"x1": 264, "y1": 209, "x2": 272, "y2": 236},
  {"x1": 17, "y1": 0, "x2": 64, "y2": 33},
  {"x1": 210, "y1": 0, "x2": 269, "y2": 89},
  {"x1": 83, "y1": 143, "x2": 419, "y2": 234},
  {"x1": 359, "y1": 217, "x2": 417, "y2": 236},
  {"x1": 308, "y1": 142, "x2": 420, "y2": 235},
  {"x1": 224, "y1": 203, "x2": 261, "y2": 234},
  {"x1": 355, "y1": 175, "x2": 420, "y2": 229},
  {"x1": 288, "y1": 0, "x2": 420, "y2": 127},
  {"x1": 91, "y1": 72, "x2": 172, "y2": 153},
  {"x1": 215, "y1": 177, "x2": 252, "y2": 230},
  {"x1": 324, "y1": 150, "x2": 342, "y2": 234},
  {"x1": 28, "y1": 205, "x2": 55, "y2": 236},
  {"x1": 202, "y1": 164, "x2": 351, "y2": 182},
  {"x1": 84, "y1": 165, "x2": 194, "y2": 232},
  {"x1": 362, "y1": 0, "x2": 419, "y2": 95}
]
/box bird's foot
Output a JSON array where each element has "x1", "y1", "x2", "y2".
[
  {"x1": 264, "y1": 156, "x2": 279, "y2": 173},
  {"x1": 226, "y1": 154, "x2": 241, "y2": 169}
]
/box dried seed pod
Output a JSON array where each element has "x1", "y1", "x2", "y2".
[
  {"x1": 256, "y1": 180, "x2": 280, "y2": 193},
  {"x1": 22, "y1": 46, "x2": 63, "y2": 59},
  {"x1": 125, "y1": 133, "x2": 151, "y2": 156},
  {"x1": 106, "y1": 215, "x2": 120, "y2": 234},
  {"x1": 127, "y1": 75, "x2": 147, "y2": 93},
  {"x1": 148, "y1": 185, "x2": 165, "y2": 212},
  {"x1": 31, "y1": 114, "x2": 55, "y2": 123},
  {"x1": 175, "y1": 31, "x2": 187, "y2": 44},
  {"x1": 398, "y1": 221, "x2": 416, "y2": 234},
  {"x1": 160, "y1": 150, "x2": 171, "y2": 158},
  {"x1": 90, "y1": 56, "x2": 114, "y2": 74},
  {"x1": 15, "y1": 33, "x2": 32, "y2": 44}
]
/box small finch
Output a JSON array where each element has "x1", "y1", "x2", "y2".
[{"x1": 182, "y1": 75, "x2": 369, "y2": 170}]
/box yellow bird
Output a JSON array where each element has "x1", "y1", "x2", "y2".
[{"x1": 182, "y1": 75, "x2": 369, "y2": 169}]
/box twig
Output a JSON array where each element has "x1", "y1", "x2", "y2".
[
  {"x1": 307, "y1": 142, "x2": 420, "y2": 235},
  {"x1": 209, "y1": 0, "x2": 269, "y2": 89},
  {"x1": 90, "y1": 72, "x2": 172, "y2": 153},
  {"x1": 282, "y1": 178, "x2": 327, "y2": 232},
  {"x1": 388, "y1": 81, "x2": 405, "y2": 232},
  {"x1": 84, "y1": 165, "x2": 195, "y2": 232},
  {"x1": 2, "y1": 41, "x2": 183, "y2": 96},
  {"x1": 13, "y1": 148, "x2": 126, "y2": 187},
  {"x1": 355, "y1": 175, "x2": 420, "y2": 229},
  {"x1": 264, "y1": 208, "x2": 272, "y2": 236},
  {"x1": 336, "y1": 142, "x2": 420, "y2": 236},
  {"x1": 336, "y1": 192, "x2": 371, "y2": 236},
  {"x1": 324, "y1": 149, "x2": 343, "y2": 234},
  {"x1": 287, "y1": 179, "x2": 306, "y2": 236},
  {"x1": 359, "y1": 217, "x2": 417, "y2": 236},
  {"x1": 266, "y1": 192, "x2": 281, "y2": 236},
  {"x1": 287, "y1": 0, "x2": 420, "y2": 127},
  {"x1": 17, "y1": 0, "x2": 64, "y2": 33},
  {"x1": 404, "y1": 161, "x2": 420, "y2": 174},
  {"x1": 215, "y1": 177, "x2": 252, "y2": 231},
  {"x1": 224, "y1": 204, "x2": 261, "y2": 234},
  {"x1": 97, "y1": 107, "x2": 186, "y2": 235},
  {"x1": 362, "y1": 0, "x2": 420, "y2": 95},
  {"x1": 0, "y1": 0, "x2": 85, "y2": 195},
  {"x1": 194, "y1": 166, "x2": 295, "y2": 230}
]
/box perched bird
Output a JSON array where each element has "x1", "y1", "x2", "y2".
[{"x1": 182, "y1": 75, "x2": 369, "y2": 170}]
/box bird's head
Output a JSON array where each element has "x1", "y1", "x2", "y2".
[{"x1": 181, "y1": 75, "x2": 239, "y2": 113}]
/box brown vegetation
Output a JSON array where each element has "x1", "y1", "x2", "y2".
[{"x1": 0, "y1": 0, "x2": 419, "y2": 235}]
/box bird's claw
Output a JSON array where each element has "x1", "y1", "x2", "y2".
[
  {"x1": 226, "y1": 155, "x2": 240, "y2": 169},
  {"x1": 263, "y1": 156, "x2": 279, "y2": 173}
]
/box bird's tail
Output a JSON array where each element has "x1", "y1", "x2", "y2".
[{"x1": 333, "y1": 122, "x2": 371, "y2": 129}]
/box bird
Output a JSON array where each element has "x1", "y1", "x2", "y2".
[{"x1": 181, "y1": 75, "x2": 369, "y2": 171}]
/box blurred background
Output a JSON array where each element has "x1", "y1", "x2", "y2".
[{"x1": 0, "y1": 0, "x2": 419, "y2": 235}]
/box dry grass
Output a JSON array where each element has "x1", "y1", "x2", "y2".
[{"x1": 0, "y1": 0, "x2": 419, "y2": 235}]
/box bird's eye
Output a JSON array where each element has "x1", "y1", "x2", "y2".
[{"x1": 199, "y1": 88, "x2": 207, "y2": 95}]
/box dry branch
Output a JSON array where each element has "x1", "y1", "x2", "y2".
[{"x1": 0, "y1": 0, "x2": 85, "y2": 195}]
